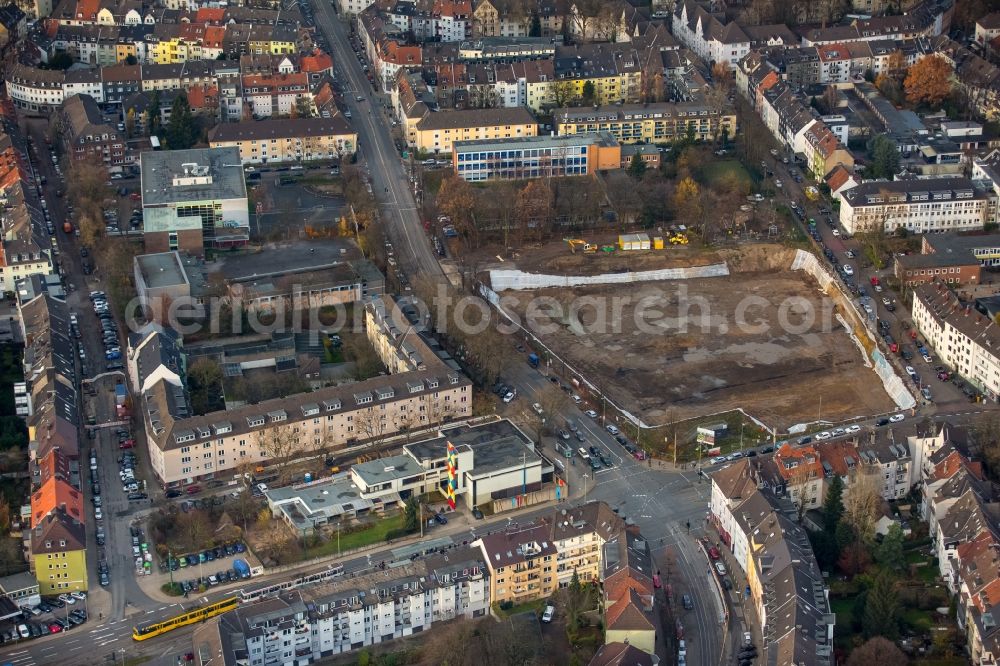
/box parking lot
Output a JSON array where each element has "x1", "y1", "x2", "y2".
[{"x1": 0, "y1": 592, "x2": 92, "y2": 647}]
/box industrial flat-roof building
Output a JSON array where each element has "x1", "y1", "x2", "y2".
[
  {"x1": 133, "y1": 251, "x2": 193, "y2": 316},
  {"x1": 140, "y1": 147, "x2": 250, "y2": 256}
]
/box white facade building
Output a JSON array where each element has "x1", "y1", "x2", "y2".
[
  {"x1": 839, "y1": 178, "x2": 990, "y2": 235},
  {"x1": 208, "y1": 552, "x2": 489, "y2": 663},
  {"x1": 911, "y1": 283, "x2": 1000, "y2": 401}
]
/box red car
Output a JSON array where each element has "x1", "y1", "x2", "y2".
[
  {"x1": 708, "y1": 547, "x2": 721, "y2": 561},
  {"x1": 119, "y1": 439, "x2": 135, "y2": 449},
  {"x1": 48, "y1": 623, "x2": 62, "y2": 633},
  {"x1": 185, "y1": 485, "x2": 201, "y2": 495}
]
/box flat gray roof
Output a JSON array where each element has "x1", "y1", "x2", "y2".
[
  {"x1": 405, "y1": 419, "x2": 539, "y2": 477},
  {"x1": 0, "y1": 571, "x2": 39, "y2": 593},
  {"x1": 452, "y1": 131, "x2": 616, "y2": 153},
  {"x1": 140, "y1": 147, "x2": 247, "y2": 206},
  {"x1": 215, "y1": 239, "x2": 361, "y2": 281},
  {"x1": 266, "y1": 474, "x2": 373, "y2": 527},
  {"x1": 352, "y1": 454, "x2": 423, "y2": 486},
  {"x1": 135, "y1": 251, "x2": 189, "y2": 289},
  {"x1": 405, "y1": 419, "x2": 532, "y2": 461}
]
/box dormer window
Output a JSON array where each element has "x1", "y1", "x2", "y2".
[{"x1": 247, "y1": 416, "x2": 265, "y2": 427}]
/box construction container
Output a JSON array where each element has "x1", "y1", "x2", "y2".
[
  {"x1": 618, "y1": 233, "x2": 651, "y2": 251},
  {"x1": 653, "y1": 237, "x2": 664, "y2": 250}
]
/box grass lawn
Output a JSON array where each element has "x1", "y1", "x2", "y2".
[
  {"x1": 304, "y1": 513, "x2": 410, "y2": 559},
  {"x1": 322, "y1": 346, "x2": 344, "y2": 364},
  {"x1": 829, "y1": 596, "x2": 856, "y2": 652},
  {"x1": 900, "y1": 606, "x2": 935, "y2": 633},
  {"x1": 493, "y1": 597, "x2": 547, "y2": 619},
  {"x1": 699, "y1": 159, "x2": 753, "y2": 189}
]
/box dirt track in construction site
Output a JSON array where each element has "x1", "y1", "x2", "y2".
[{"x1": 501, "y1": 244, "x2": 896, "y2": 429}]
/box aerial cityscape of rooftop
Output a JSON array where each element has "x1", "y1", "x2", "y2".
[{"x1": 2, "y1": 0, "x2": 1000, "y2": 664}]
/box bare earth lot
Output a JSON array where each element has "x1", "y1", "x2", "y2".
[{"x1": 502, "y1": 245, "x2": 895, "y2": 429}]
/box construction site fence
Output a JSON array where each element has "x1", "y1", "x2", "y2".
[
  {"x1": 488, "y1": 263, "x2": 730, "y2": 291},
  {"x1": 791, "y1": 249, "x2": 915, "y2": 411}
]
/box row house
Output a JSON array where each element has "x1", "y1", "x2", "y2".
[
  {"x1": 800, "y1": 0, "x2": 952, "y2": 46},
  {"x1": 433, "y1": 0, "x2": 472, "y2": 42},
  {"x1": 14, "y1": 277, "x2": 89, "y2": 594},
  {"x1": 553, "y1": 41, "x2": 645, "y2": 106},
  {"x1": 672, "y1": 0, "x2": 795, "y2": 70},
  {"x1": 600, "y1": 529, "x2": 656, "y2": 655},
  {"x1": 358, "y1": 8, "x2": 422, "y2": 91},
  {"x1": 816, "y1": 43, "x2": 852, "y2": 84},
  {"x1": 759, "y1": 83, "x2": 819, "y2": 155},
  {"x1": 429, "y1": 58, "x2": 555, "y2": 111},
  {"x1": 709, "y1": 461, "x2": 835, "y2": 666},
  {"x1": 911, "y1": 282, "x2": 1000, "y2": 402},
  {"x1": 241, "y1": 72, "x2": 309, "y2": 118},
  {"x1": 471, "y1": 0, "x2": 531, "y2": 39},
  {"x1": 802, "y1": 120, "x2": 854, "y2": 181}
]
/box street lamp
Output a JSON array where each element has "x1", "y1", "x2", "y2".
[{"x1": 118, "y1": 647, "x2": 126, "y2": 666}]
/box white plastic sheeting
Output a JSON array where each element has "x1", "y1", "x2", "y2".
[
  {"x1": 488, "y1": 263, "x2": 730, "y2": 291},
  {"x1": 791, "y1": 249, "x2": 915, "y2": 411}
]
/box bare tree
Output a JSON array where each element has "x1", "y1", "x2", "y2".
[
  {"x1": 355, "y1": 407, "x2": 391, "y2": 455},
  {"x1": 844, "y1": 463, "x2": 883, "y2": 544},
  {"x1": 254, "y1": 424, "x2": 302, "y2": 482}
]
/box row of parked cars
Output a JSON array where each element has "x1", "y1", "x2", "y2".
[
  {"x1": 2, "y1": 594, "x2": 90, "y2": 642},
  {"x1": 599, "y1": 419, "x2": 647, "y2": 460},
  {"x1": 164, "y1": 542, "x2": 246, "y2": 572},
  {"x1": 91, "y1": 291, "x2": 124, "y2": 369}
]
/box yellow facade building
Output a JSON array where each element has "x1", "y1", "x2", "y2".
[
  {"x1": 208, "y1": 117, "x2": 358, "y2": 164},
  {"x1": 555, "y1": 102, "x2": 737, "y2": 145},
  {"x1": 412, "y1": 107, "x2": 537, "y2": 154}
]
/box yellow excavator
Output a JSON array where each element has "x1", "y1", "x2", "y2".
[
  {"x1": 669, "y1": 233, "x2": 689, "y2": 245},
  {"x1": 565, "y1": 238, "x2": 598, "y2": 253}
]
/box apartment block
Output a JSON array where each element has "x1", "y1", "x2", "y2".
[
  {"x1": 208, "y1": 117, "x2": 358, "y2": 164},
  {"x1": 474, "y1": 524, "x2": 560, "y2": 605},
  {"x1": 554, "y1": 102, "x2": 736, "y2": 145},
  {"x1": 60, "y1": 93, "x2": 132, "y2": 169},
  {"x1": 542, "y1": 501, "x2": 626, "y2": 587},
  {"x1": 196, "y1": 550, "x2": 489, "y2": 662},
  {"x1": 411, "y1": 106, "x2": 536, "y2": 154},
  {"x1": 839, "y1": 178, "x2": 989, "y2": 236}
]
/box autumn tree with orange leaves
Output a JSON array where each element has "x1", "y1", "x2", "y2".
[{"x1": 904, "y1": 55, "x2": 954, "y2": 107}]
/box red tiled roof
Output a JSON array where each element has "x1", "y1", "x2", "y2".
[
  {"x1": 774, "y1": 443, "x2": 823, "y2": 482},
  {"x1": 186, "y1": 85, "x2": 218, "y2": 110},
  {"x1": 204, "y1": 25, "x2": 225, "y2": 48},
  {"x1": 825, "y1": 164, "x2": 852, "y2": 191},
  {"x1": 196, "y1": 7, "x2": 225, "y2": 24},
  {"x1": 30, "y1": 478, "x2": 83, "y2": 528},
  {"x1": 300, "y1": 49, "x2": 333, "y2": 73}
]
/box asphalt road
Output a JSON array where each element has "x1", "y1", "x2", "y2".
[{"x1": 312, "y1": 3, "x2": 442, "y2": 282}]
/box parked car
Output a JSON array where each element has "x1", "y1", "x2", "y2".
[{"x1": 541, "y1": 605, "x2": 555, "y2": 623}]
